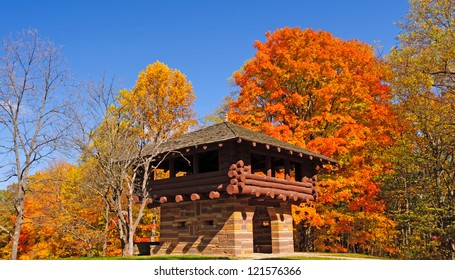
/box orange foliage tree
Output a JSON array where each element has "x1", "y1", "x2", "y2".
[
  {"x1": 9, "y1": 162, "x2": 109, "y2": 259},
  {"x1": 228, "y1": 27, "x2": 399, "y2": 255}
]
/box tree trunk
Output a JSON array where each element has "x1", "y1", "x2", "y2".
[
  {"x1": 102, "y1": 202, "x2": 109, "y2": 257},
  {"x1": 10, "y1": 187, "x2": 25, "y2": 260},
  {"x1": 122, "y1": 233, "x2": 135, "y2": 257}
]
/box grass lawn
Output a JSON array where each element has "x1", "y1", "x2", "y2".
[{"x1": 67, "y1": 252, "x2": 382, "y2": 260}]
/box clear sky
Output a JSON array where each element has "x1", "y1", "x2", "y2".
[{"x1": 0, "y1": 0, "x2": 409, "y2": 122}]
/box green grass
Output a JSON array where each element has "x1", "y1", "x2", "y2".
[
  {"x1": 66, "y1": 255, "x2": 231, "y2": 260},
  {"x1": 260, "y1": 253, "x2": 386, "y2": 260},
  {"x1": 64, "y1": 252, "x2": 381, "y2": 260}
]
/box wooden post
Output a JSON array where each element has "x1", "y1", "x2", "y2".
[
  {"x1": 285, "y1": 158, "x2": 290, "y2": 181},
  {"x1": 193, "y1": 152, "x2": 199, "y2": 175},
  {"x1": 169, "y1": 158, "x2": 175, "y2": 178},
  {"x1": 266, "y1": 154, "x2": 272, "y2": 177}
]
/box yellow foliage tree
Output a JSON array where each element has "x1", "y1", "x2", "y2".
[{"x1": 84, "y1": 61, "x2": 196, "y2": 256}]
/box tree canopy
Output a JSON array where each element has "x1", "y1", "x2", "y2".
[{"x1": 228, "y1": 27, "x2": 399, "y2": 254}]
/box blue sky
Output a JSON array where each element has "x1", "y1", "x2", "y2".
[
  {"x1": 0, "y1": 0, "x2": 409, "y2": 122},
  {"x1": 1, "y1": 1, "x2": 409, "y2": 188}
]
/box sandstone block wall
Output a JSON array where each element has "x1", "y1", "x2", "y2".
[{"x1": 150, "y1": 197, "x2": 294, "y2": 256}]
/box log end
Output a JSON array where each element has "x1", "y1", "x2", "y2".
[
  {"x1": 209, "y1": 191, "x2": 220, "y2": 199},
  {"x1": 226, "y1": 184, "x2": 240, "y2": 195}
]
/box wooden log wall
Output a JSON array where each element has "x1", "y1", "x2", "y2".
[
  {"x1": 226, "y1": 160, "x2": 318, "y2": 203},
  {"x1": 148, "y1": 159, "x2": 318, "y2": 206},
  {"x1": 148, "y1": 170, "x2": 229, "y2": 204}
]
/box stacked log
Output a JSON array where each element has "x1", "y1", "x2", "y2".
[
  {"x1": 227, "y1": 160, "x2": 317, "y2": 202},
  {"x1": 149, "y1": 171, "x2": 228, "y2": 203},
  {"x1": 149, "y1": 159, "x2": 318, "y2": 204}
]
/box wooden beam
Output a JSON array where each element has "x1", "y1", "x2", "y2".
[
  {"x1": 169, "y1": 158, "x2": 175, "y2": 178},
  {"x1": 232, "y1": 184, "x2": 314, "y2": 202},
  {"x1": 266, "y1": 154, "x2": 272, "y2": 177},
  {"x1": 192, "y1": 151, "x2": 199, "y2": 174},
  {"x1": 244, "y1": 173, "x2": 314, "y2": 188},
  {"x1": 244, "y1": 178, "x2": 313, "y2": 195}
]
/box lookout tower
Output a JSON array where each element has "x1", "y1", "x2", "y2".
[{"x1": 144, "y1": 122, "x2": 336, "y2": 256}]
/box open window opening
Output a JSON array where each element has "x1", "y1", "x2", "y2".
[
  {"x1": 272, "y1": 157, "x2": 285, "y2": 179},
  {"x1": 289, "y1": 161, "x2": 302, "y2": 182},
  {"x1": 175, "y1": 155, "x2": 193, "y2": 177},
  {"x1": 251, "y1": 153, "x2": 267, "y2": 176},
  {"x1": 154, "y1": 160, "x2": 170, "y2": 180},
  {"x1": 198, "y1": 150, "x2": 219, "y2": 173}
]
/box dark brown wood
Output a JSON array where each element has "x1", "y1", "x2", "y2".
[
  {"x1": 149, "y1": 172, "x2": 228, "y2": 190},
  {"x1": 152, "y1": 184, "x2": 227, "y2": 197},
  {"x1": 248, "y1": 199, "x2": 280, "y2": 207}
]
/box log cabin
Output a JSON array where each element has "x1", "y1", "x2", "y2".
[{"x1": 142, "y1": 122, "x2": 336, "y2": 256}]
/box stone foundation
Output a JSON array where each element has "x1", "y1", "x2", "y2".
[{"x1": 150, "y1": 197, "x2": 294, "y2": 257}]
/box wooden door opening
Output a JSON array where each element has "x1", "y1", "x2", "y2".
[{"x1": 252, "y1": 207, "x2": 272, "y2": 253}]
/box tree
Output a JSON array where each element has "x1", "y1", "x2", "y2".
[
  {"x1": 82, "y1": 61, "x2": 196, "y2": 256},
  {"x1": 228, "y1": 27, "x2": 399, "y2": 255},
  {"x1": 385, "y1": 0, "x2": 455, "y2": 259},
  {"x1": 11, "y1": 162, "x2": 108, "y2": 259},
  {"x1": 0, "y1": 29, "x2": 72, "y2": 260}
]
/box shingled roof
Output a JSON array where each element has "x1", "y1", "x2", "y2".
[{"x1": 156, "y1": 122, "x2": 336, "y2": 164}]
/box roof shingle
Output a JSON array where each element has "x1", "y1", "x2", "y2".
[{"x1": 153, "y1": 122, "x2": 337, "y2": 164}]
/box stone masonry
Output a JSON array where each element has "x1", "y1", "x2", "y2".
[{"x1": 150, "y1": 196, "x2": 294, "y2": 257}]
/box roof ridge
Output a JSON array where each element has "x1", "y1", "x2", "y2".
[{"x1": 223, "y1": 121, "x2": 240, "y2": 137}]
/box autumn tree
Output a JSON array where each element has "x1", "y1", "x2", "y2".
[
  {"x1": 228, "y1": 27, "x2": 399, "y2": 255},
  {"x1": 82, "y1": 61, "x2": 196, "y2": 256},
  {"x1": 0, "y1": 29, "x2": 72, "y2": 260},
  {"x1": 385, "y1": 0, "x2": 455, "y2": 259},
  {"x1": 5, "y1": 162, "x2": 108, "y2": 259}
]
